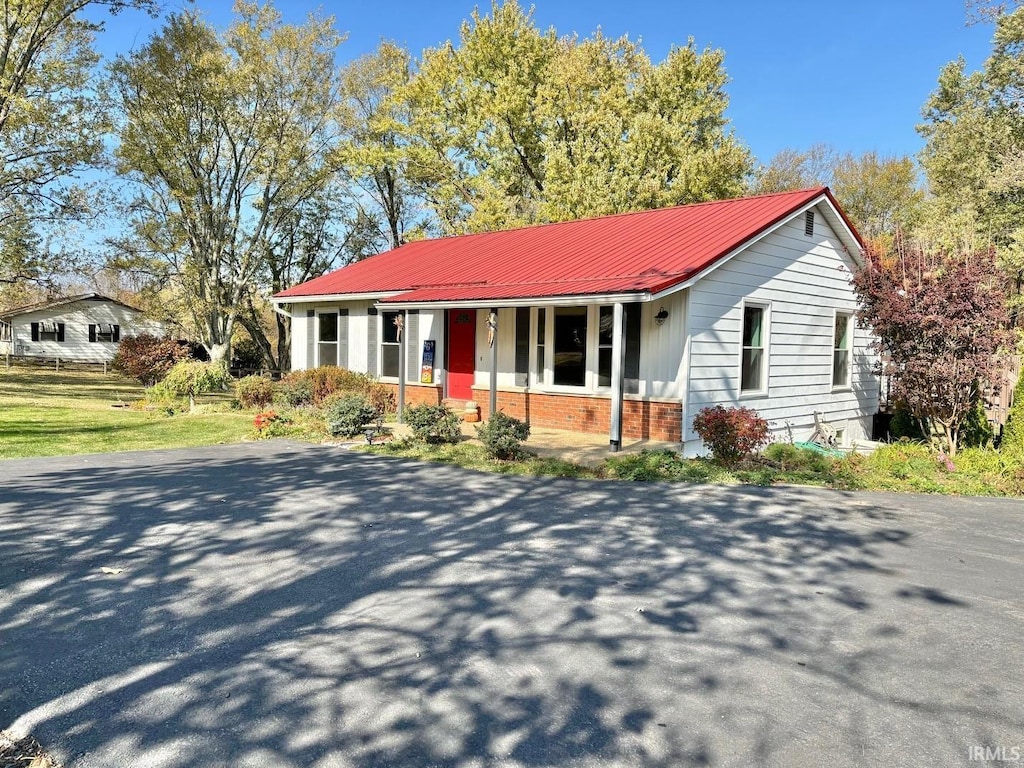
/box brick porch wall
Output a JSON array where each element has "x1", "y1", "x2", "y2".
[
  {"x1": 470, "y1": 388, "x2": 682, "y2": 442},
  {"x1": 382, "y1": 383, "x2": 443, "y2": 407},
  {"x1": 385, "y1": 383, "x2": 682, "y2": 441}
]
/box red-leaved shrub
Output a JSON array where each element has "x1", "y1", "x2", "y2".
[
  {"x1": 691, "y1": 405, "x2": 770, "y2": 465},
  {"x1": 112, "y1": 334, "x2": 192, "y2": 384}
]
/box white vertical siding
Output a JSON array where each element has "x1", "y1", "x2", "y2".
[
  {"x1": 639, "y1": 291, "x2": 687, "y2": 398},
  {"x1": 683, "y1": 205, "x2": 878, "y2": 452},
  {"x1": 11, "y1": 300, "x2": 164, "y2": 363},
  {"x1": 286, "y1": 302, "x2": 445, "y2": 386}
]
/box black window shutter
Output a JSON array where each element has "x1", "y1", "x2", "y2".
[
  {"x1": 338, "y1": 309, "x2": 349, "y2": 369},
  {"x1": 56, "y1": 323, "x2": 65, "y2": 342},
  {"x1": 405, "y1": 310, "x2": 419, "y2": 383},
  {"x1": 367, "y1": 308, "x2": 378, "y2": 376},
  {"x1": 31, "y1": 322, "x2": 39, "y2": 341},
  {"x1": 306, "y1": 309, "x2": 315, "y2": 369},
  {"x1": 89, "y1": 324, "x2": 97, "y2": 342},
  {"x1": 113, "y1": 325, "x2": 120, "y2": 342}
]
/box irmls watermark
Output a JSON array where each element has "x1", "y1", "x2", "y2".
[{"x1": 968, "y1": 746, "x2": 1023, "y2": 762}]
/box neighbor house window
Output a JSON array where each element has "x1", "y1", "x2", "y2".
[
  {"x1": 32, "y1": 321, "x2": 63, "y2": 342},
  {"x1": 317, "y1": 312, "x2": 338, "y2": 366},
  {"x1": 89, "y1": 323, "x2": 120, "y2": 342},
  {"x1": 740, "y1": 303, "x2": 767, "y2": 393},
  {"x1": 833, "y1": 312, "x2": 852, "y2": 388},
  {"x1": 553, "y1": 306, "x2": 587, "y2": 386},
  {"x1": 381, "y1": 311, "x2": 400, "y2": 378}
]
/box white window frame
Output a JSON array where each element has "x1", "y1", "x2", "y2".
[
  {"x1": 738, "y1": 300, "x2": 770, "y2": 397},
  {"x1": 315, "y1": 311, "x2": 339, "y2": 367},
  {"x1": 380, "y1": 310, "x2": 401, "y2": 381},
  {"x1": 832, "y1": 309, "x2": 853, "y2": 390}
]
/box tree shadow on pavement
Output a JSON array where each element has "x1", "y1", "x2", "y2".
[{"x1": 0, "y1": 441, "x2": 1020, "y2": 767}]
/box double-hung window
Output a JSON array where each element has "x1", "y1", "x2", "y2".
[
  {"x1": 552, "y1": 307, "x2": 587, "y2": 386},
  {"x1": 317, "y1": 312, "x2": 338, "y2": 366},
  {"x1": 381, "y1": 311, "x2": 400, "y2": 378},
  {"x1": 833, "y1": 312, "x2": 853, "y2": 388},
  {"x1": 740, "y1": 303, "x2": 767, "y2": 394}
]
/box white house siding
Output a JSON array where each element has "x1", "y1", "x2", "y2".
[
  {"x1": 683, "y1": 205, "x2": 878, "y2": 454},
  {"x1": 288, "y1": 302, "x2": 446, "y2": 387},
  {"x1": 8, "y1": 300, "x2": 163, "y2": 363}
]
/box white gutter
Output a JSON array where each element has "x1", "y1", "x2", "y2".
[
  {"x1": 270, "y1": 291, "x2": 405, "y2": 305},
  {"x1": 375, "y1": 291, "x2": 650, "y2": 311}
]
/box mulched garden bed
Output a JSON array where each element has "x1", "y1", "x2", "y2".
[{"x1": 0, "y1": 732, "x2": 60, "y2": 768}]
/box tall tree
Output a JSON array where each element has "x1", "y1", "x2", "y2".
[
  {"x1": 853, "y1": 239, "x2": 1010, "y2": 456},
  {"x1": 750, "y1": 143, "x2": 838, "y2": 194},
  {"x1": 406, "y1": 0, "x2": 750, "y2": 233},
  {"x1": 110, "y1": 3, "x2": 346, "y2": 363},
  {"x1": 0, "y1": 0, "x2": 156, "y2": 286},
  {"x1": 831, "y1": 152, "x2": 923, "y2": 242},
  {"x1": 340, "y1": 41, "x2": 429, "y2": 249}
]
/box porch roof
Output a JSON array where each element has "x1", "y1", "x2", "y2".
[{"x1": 275, "y1": 187, "x2": 861, "y2": 305}]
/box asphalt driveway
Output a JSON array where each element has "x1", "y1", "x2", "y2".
[{"x1": 0, "y1": 442, "x2": 1022, "y2": 767}]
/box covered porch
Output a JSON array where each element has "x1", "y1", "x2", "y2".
[{"x1": 376, "y1": 291, "x2": 688, "y2": 452}]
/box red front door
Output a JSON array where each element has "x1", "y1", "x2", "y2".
[{"x1": 447, "y1": 309, "x2": 476, "y2": 400}]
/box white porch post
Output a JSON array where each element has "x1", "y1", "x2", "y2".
[
  {"x1": 397, "y1": 310, "x2": 406, "y2": 424},
  {"x1": 610, "y1": 301, "x2": 625, "y2": 451},
  {"x1": 488, "y1": 308, "x2": 498, "y2": 418}
]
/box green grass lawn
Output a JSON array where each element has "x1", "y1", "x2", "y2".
[{"x1": 0, "y1": 365, "x2": 256, "y2": 459}]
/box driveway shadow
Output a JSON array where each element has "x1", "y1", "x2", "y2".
[{"x1": 0, "y1": 442, "x2": 1021, "y2": 767}]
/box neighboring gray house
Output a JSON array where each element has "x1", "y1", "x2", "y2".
[{"x1": 0, "y1": 293, "x2": 165, "y2": 363}]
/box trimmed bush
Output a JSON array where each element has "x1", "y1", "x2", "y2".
[
  {"x1": 309, "y1": 366, "x2": 375, "y2": 406},
  {"x1": 365, "y1": 381, "x2": 397, "y2": 417},
  {"x1": 236, "y1": 375, "x2": 274, "y2": 409},
  {"x1": 160, "y1": 360, "x2": 230, "y2": 410},
  {"x1": 476, "y1": 411, "x2": 530, "y2": 460},
  {"x1": 324, "y1": 394, "x2": 378, "y2": 437},
  {"x1": 405, "y1": 403, "x2": 462, "y2": 444},
  {"x1": 112, "y1": 334, "x2": 191, "y2": 385},
  {"x1": 691, "y1": 405, "x2": 770, "y2": 465},
  {"x1": 277, "y1": 371, "x2": 314, "y2": 407}
]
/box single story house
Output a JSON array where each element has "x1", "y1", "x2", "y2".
[
  {"x1": 0, "y1": 293, "x2": 166, "y2": 364},
  {"x1": 272, "y1": 187, "x2": 878, "y2": 455}
]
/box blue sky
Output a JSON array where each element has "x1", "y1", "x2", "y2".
[{"x1": 91, "y1": 0, "x2": 997, "y2": 167}]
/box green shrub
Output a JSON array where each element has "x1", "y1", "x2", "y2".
[
  {"x1": 323, "y1": 394, "x2": 378, "y2": 437},
  {"x1": 1000, "y1": 370, "x2": 1024, "y2": 453},
  {"x1": 236, "y1": 375, "x2": 274, "y2": 409},
  {"x1": 404, "y1": 403, "x2": 462, "y2": 444},
  {"x1": 231, "y1": 337, "x2": 266, "y2": 371},
  {"x1": 960, "y1": 396, "x2": 994, "y2": 449},
  {"x1": 606, "y1": 449, "x2": 687, "y2": 480},
  {"x1": 277, "y1": 371, "x2": 314, "y2": 407},
  {"x1": 691, "y1": 405, "x2": 770, "y2": 465},
  {"x1": 763, "y1": 442, "x2": 833, "y2": 473},
  {"x1": 112, "y1": 334, "x2": 192, "y2": 385},
  {"x1": 889, "y1": 403, "x2": 926, "y2": 441},
  {"x1": 160, "y1": 360, "x2": 230, "y2": 410},
  {"x1": 309, "y1": 366, "x2": 375, "y2": 406},
  {"x1": 476, "y1": 411, "x2": 531, "y2": 460}
]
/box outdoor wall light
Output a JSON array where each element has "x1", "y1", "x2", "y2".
[{"x1": 654, "y1": 307, "x2": 669, "y2": 326}]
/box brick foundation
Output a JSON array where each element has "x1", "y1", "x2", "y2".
[
  {"x1": 471, "y1": 388, "x2": 682, "y2": 442},
  {"x1": 386, "y1": 383, "x2": 682, "y2": 441},
  {"x1": 382, "y1": 382, "x2": 443, "y2": 406}
]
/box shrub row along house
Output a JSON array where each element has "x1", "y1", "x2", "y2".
[
  {"x1": 0, "y1": 293, "x2": 164, "y2": 364},
  {"x1": 272, "y1": 187, "x2": 878, "y2": 455}
]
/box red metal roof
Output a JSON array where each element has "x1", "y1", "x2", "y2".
[{"x1": 275, "y1": 187, "x2": 858, "y2": 303}]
